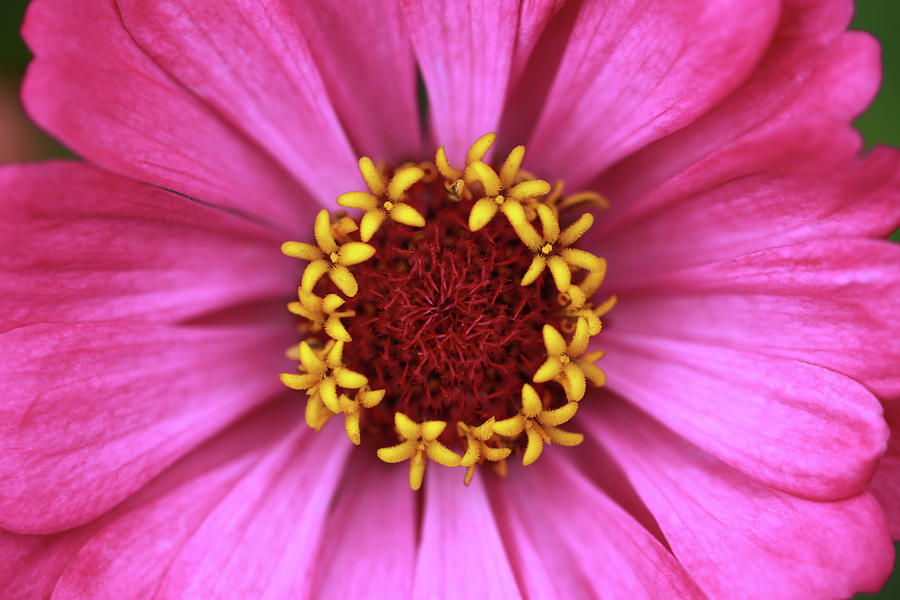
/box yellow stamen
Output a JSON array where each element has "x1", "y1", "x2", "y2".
[
  {"x1": 466, "y1": 132, "x2": 496, "y2": 165},
  {"x1": 533, "y1": 318, "x2": 600, "y2": 402},
  {"x1": 492, "y1": 384, "x2": 582, "y2": 466},
  {"x1": 499, "y1": 145, "x2": 525, "y2": 189},
  {"x1": 510, "y1": 203, "x2": 604, "y2": 292},
  {"x1": 359, "y1": 157, "x2": 387, "y2": 197},
  {"x1": 387, "y1": 166, "x2": 425, "y2": 202},
  {"x1": 440, "y1": 136, "x2": 552, "y2": 233},
  {"x1": 279, "y1": 339, "x2": 369, "y2": 415},
  {"x1": 337, "y1": 388, "x2": 386, "y2": 445},
  {"x1": 289, "y1": 291, "x2": 355, "y2": 342},
  {"x1": 458, "y1": 418, "x2": 512, "y2": 485},
  {"x1": 377, "y1": 413, "x2": 462, "y2": 490},
  {"x1": 558, "y1": 190, "x2": 609, "y2": 211},
  {"x1": 338, "y1": 162, "x2": 427, "y2": 241},
  {"x1": 435, "y1": 146, "x2": 462, "y2": 181},
  {"x1": 284, "y1": 209, "x2": 375, "y2": 297}
]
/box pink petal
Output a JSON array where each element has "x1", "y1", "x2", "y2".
[
  {"x1": 402, "y1": 0, "x2": 558, "y2": 163},
  {"x1": 586, "y1": 400, "x2": 895, "y2": 598},
  {"x1": 488, "y1": 455, "x2": 705, "y2": 598},
  {"x1": 413, "y1": 466, "x2": 520, "y2": 599},
  {"x1": 311, "y1": 454, "x2": 416, "y2": 599},
  {"x1": 289, "y1": 0, "x2": 421, "y2": 162},
  {"x1": 116, "y1": 0, "x2": 360, "y2": 205},
  {"x1": 0, "y1": 527, "x2": 97, "y2": 600},
  {"x1": 595, "y1": 127, "x2": 900, "y2": 280},
  {"x1": 867, "y1": 396, "x2": 900, "y2": 538},
  {"x1": 20, "y1": 401, "x2": 331, "y2": 599},
  {"x1": 607, "y1": 239, "x2": 900, "y2": 400},
  {"x1": 149, "y1": 425, "x2": 349, "y2": 599},
  {"x1": 602, "y1": 1, "x2": 878, "y2": 202},
  {"x1": 497, "y1": 1, "x2": 583, "y2": 148},
  {"x1": 0, "y1": 162, "x2": 295, "y2": 330},
  {"x1": 598, "y1": 330, "x2": 887, "y2": 500},
  {"x1": 0, "y1": 320, "x2": 294, "y2": 533},
  {"x1": 21, "y1": 0, "x2": 314, "y2": 227},
  {"x1": 525, "y1": 0, "x2": 780, "y2": 188}
]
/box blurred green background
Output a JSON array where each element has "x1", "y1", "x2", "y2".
[{"x1": 0, "y1": 0, "x2": 897, "y2": 597}]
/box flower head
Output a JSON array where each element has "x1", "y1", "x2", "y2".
[{"x1": 3, "y1": 0, "x2": 900, "y2": 598}]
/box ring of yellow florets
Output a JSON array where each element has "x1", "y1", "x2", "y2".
[{"x1": 280, "y1": 133, "x2": 614, "y2": 490}]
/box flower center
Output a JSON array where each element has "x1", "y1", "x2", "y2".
[{"x1": 280, "y1": 134, "x2": 614, "y2": 490}]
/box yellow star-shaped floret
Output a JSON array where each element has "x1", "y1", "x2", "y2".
[
  {"x1": 560, "y1": 270, "x2": 616, "y2": 336},
  {"x1": 493, "y1": 384, "x2": 583, "y2": 466},
  {"x1": 279, "y1": 340, "x2": 368, "y2": 416},
  {"x1": 458, "y1": 418, "x2": 512, "y2": 485},
  {"x1": 281, "y1": 209, "x2": 376, "y2": 297},
  {"x1": 288, "y1": 290, "x2": 355, "y2": 342},
  {"x1": 303, "y1": 393, "x2": 334, "y2": 432},
  {"x1": 533, "y1": 318, "x2": 604, "y2": 402},
  {"x1": 507, "y1": 203, "x2": 605, "y2": 292},
  {"x1": 434, "y1": 133, "x2": 552, "y2": 232},
  {"x1": 544, "y1": 184, "x2": 610, "y2": 215},
  {"x1": 336, "y1": 157, "x2": 427, "y2": 242},
  {"x1": 377, "y1": 412, "x2": 462, "y2": 490},
  {"x1": 337, "y1": 387, "x2": 386, "y2": 445}
]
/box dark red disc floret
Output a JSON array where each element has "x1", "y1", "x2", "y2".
[{"x1": 341, "y1": 177, "x2": 563, "y2": 446}]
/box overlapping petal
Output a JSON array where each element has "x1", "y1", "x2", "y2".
[
  {"x1": 607, "y1": 240, "x2": 900, "y2": 400},
  {"x1": 402, "y1": 0, "x2": 559, "y2": 164},
  {"x1": 586, "y1": 400, "x2": 894, "y2": 599},
  {"x1": 598, "y1": 330, "x2": 888, "y2": 500},
  {"x1": 413, "y1": 466, "x2": 520, "y2": 599},
  {"x1": 0, "y1": 163, "x2": 295, "y2": 329},
  {"x1": 526, "y1": 0, "x2": 780, "y2": 188},
  {"x1": 593, "y1": 124, "x2": 900, "y2": 276},
  {"x1": 117, "y1": 0, "x2": 361, "y2": 204},
  {"x1": 311, "y1": 454, "x2": 416, "y2": 598},
  {"x1": 21, "y1": 0, "x2": 317, "y2": 227},
  {"x1": 0, "y1": 320, "x2": 294, "y2": 533},
  {"x1": 601, "y1": 0, "x2": 881, "y2": 202},
  {"x1": 289, "y1": 0, "x2": 421, "y2": 161},
  {"x1": 0, "y1": 402, "x2": 348, "y2": 599},
  {"x1": 490, "y1": 455, "x2": 706, "y2": 598}
]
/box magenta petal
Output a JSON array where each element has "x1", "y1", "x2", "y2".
[
  {"x1": 0, "y1": 162, "x2": 294, "y2": 330},
  {"x1": 116, "y1": 0, "x2": 360, "y2": 205},
  {"x1": 490, "y1": 455, "x2": 705, "y2": 598},
  {"x1": 149, "y1": 426, "x2": 349, "y2": 598},
  {"x1": 289, "y1": 0, "x2": 421, "y2": 162},
  {"x1": 587, "y1": 401, "x2": 895, "y2": 598},
  {"x1": 20, "y1": 402, "x2": 335, "y2": 599},
  {"x1": 598, "y1": 330, "x2": 887, "y2": 500},
  {"x1": 526, "y1": 0, "x2": 780, "y2": 188},
  {"x1": 21, "y1": 0, "x2": 314, "y2": 227},
  {"x1": 402, "y1": 0, "x2": 558, "y2": 164},
  {"x1": 609, "y1": 239, "x2": 900, "y2": 400},
  {"x1": 870, "y1": 397, "x2": 900, "y2": 538},
  {"x1": 0, "y1": 321, "x2": 293, "y2": 533},
  {"x1": 0, "y1": 527, "x2": 98, "y2": 600},
  {"x1": 312, "y1": 454, "x2": 416, "y2": 599},
  {"x1": 594, "y1": 121, "x2": 899, "y2": 272},
  {"x1": 413, "y1": 466, "x2": 520, "y2": 599},
  {"x1": 603, "y1": 2, "x2": 879, "y2": 201}
]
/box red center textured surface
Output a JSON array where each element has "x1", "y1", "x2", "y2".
[{"x1": 342, "y1": 179, "x2": 563, "y2": 446}]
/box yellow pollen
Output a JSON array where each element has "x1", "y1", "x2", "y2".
[{"x1": 279, "y1": 133, "x2": 612, "y2": 490}]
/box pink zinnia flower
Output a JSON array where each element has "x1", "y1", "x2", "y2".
[{"x1": 3, "y1": 0, "x2": 900, "y2": 598}]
